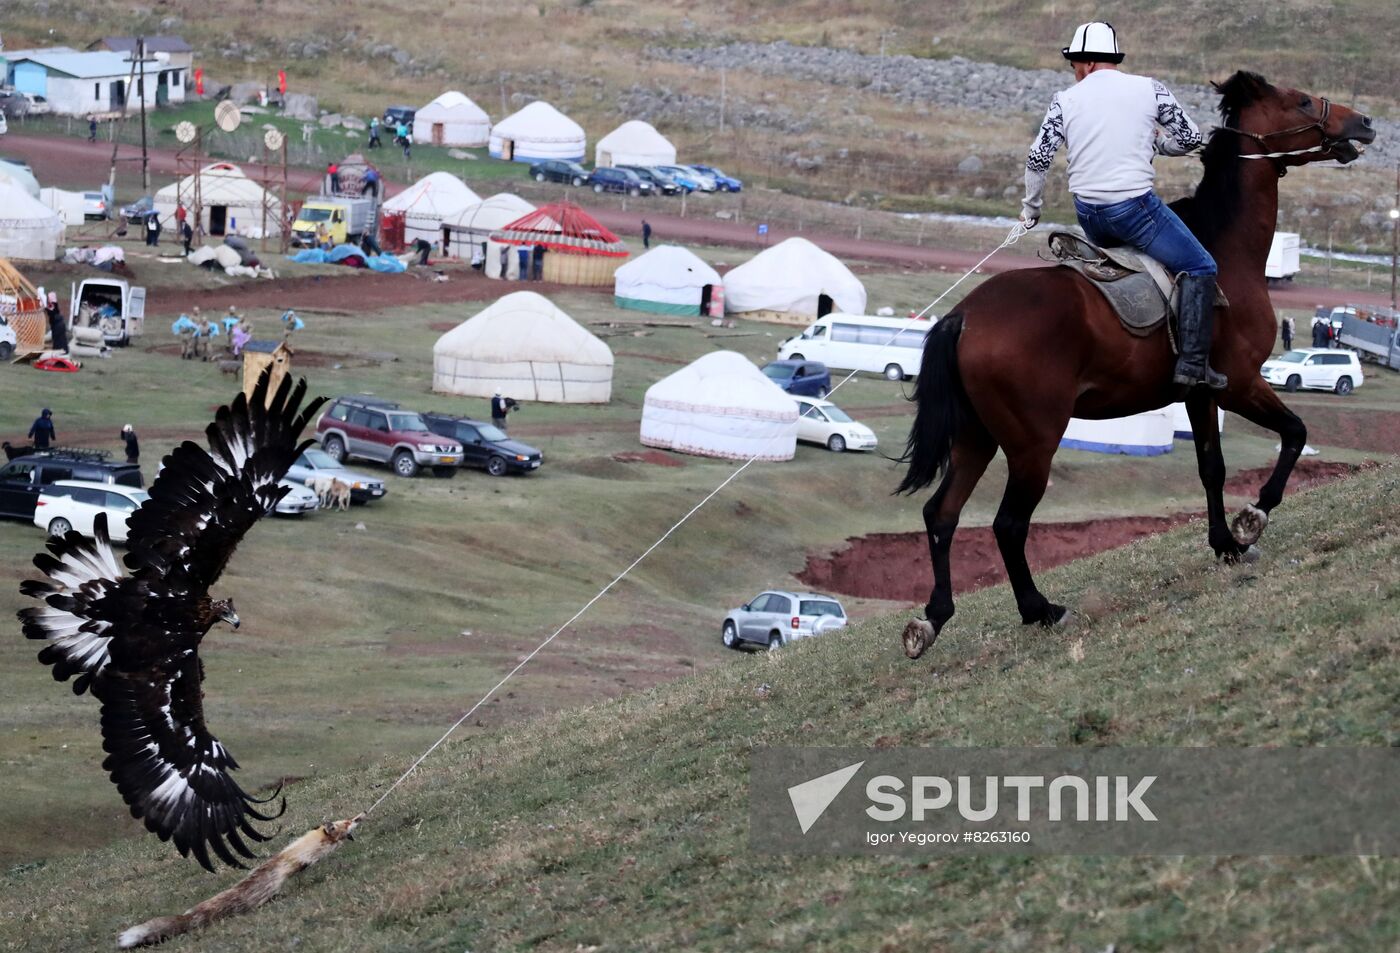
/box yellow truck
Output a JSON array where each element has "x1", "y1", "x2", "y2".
[{"x1": 291, "y1": 196, "x2": 377, "y2": 247}]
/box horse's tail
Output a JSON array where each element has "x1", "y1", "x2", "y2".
[{"x1": 895, "y1": 312, "x2": 970, "y2": 495}]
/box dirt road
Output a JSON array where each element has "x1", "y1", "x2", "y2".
[{"x1": 5, "y1": 131, "x2": 1388, "y2": 311}]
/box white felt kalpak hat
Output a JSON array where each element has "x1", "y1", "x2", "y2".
[{"x1": 1062, "y1": 21, "x2": 1124, "y2": 64}]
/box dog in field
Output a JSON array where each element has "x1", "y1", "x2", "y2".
[
  {"x1": 304, "y1": 475, "x2": 335, "y2": 508},
  {"x1": 328, "y1": 479, "x2": 351, "y2": 511}
]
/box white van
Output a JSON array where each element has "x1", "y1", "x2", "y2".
[
  {"x1": 69, "y1": 278, "x2": 146, "y2": 346},
  {"x1": 777, "y1": 312, "x2": 935, "y2": 381}
]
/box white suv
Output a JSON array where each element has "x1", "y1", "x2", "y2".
[
  {"x1": 1260, "y1": 348, "x2": 1364, "y2": 395},
  {"x1": 722, "y1": 590, "x2": 848, "y2": 651},
  {"x1": 33, "y1": 480, "x2": 150, "y2": 541}
]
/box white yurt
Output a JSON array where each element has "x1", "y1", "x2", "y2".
[
  {"x1": 0, "y1": 182, "x2": 65, "y2": 260},
  {"x1": 412, "y1": 91, "x2": 492, "y2": 147},
  {"x1": 1060, "y1": 410, "x2": 1176, "y2": 456},
  {"x1": 614, "y1": 245, "x2": 722, "y2": 316},
  {"x1": 489, "y1": 101, "x2": 586, "y2": 163},
  {"x1": 433, "y1": 291, "x2": 613, "y2": 402},
  {"x1": 640, "y1": 351, "x2": 799, "y2": 461},
  {"x1": 0, "y1": 162, "x2": 42, "y2": 199},
  {"x1": 442, "y1": 192, "x2": 537, "y2": 277},
  {"x1": 594, "y1": 120, "x2": 676, "y2": 168},
  {"x1": 382, "y1": 172, "x2": 482, "y2": 247},
  {"x1": 154, "y1": 163, "x2": 283, "y2": 238},
  {"x1": 722, "y1": 237, "x2": 867, "y2": 324}
]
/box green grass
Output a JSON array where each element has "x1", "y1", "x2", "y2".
[
  {"x1": 0, "y1": 461, "x2": 1396, "y2": 951},
  {"x1": 0, "y1": 257, "x2": 1387, "y2": 870}
]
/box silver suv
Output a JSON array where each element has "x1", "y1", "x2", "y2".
[{"x1": 722, "y1": 590, "x2": 848, "y2": 651}]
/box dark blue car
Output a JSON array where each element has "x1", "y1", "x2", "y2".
[
  {"x1": 762, "y1": 360, "x2": 831, "y2": 398},
  {"x1": 690, "y1": 164, "x2": 743, "y2": 192}
]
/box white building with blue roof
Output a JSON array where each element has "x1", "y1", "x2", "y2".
[{"x1": 3, "y1": 49, "x2": 174, "y2": 116}]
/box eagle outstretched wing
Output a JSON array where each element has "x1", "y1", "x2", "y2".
[
  {"x1": 17, "y1": 516, "x2": 131, "y2": 695},
  {"x1": 17, "y1": 371, "x2": 326, "y2": 871},
  {"x1": 123, "y1": 371, "x2": 326, "y2": 593},
  {"x1": 100, "y1": 655, "x2": 285, "y2": 871}
]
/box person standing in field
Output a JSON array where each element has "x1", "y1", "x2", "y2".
[
  {"x1": 29, "y1": 409, "x2": 56, "y2": 451},
  {"x1": 642, "y1": 219, "x2": 652, "y2": 249},
  {"x1": 1281, "y1": 314, "x2": 1294, "y2": 351},
  {"x1": 120, "y1": 424, "x2": 140, "y2": 464},
  {"x1": 368, "y1": 117, "x2": 382, "y2": 149}
]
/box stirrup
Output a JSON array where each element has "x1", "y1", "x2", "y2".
[{"x1": 1173, "y1": 364, "x2": 1228, "y2": 390}]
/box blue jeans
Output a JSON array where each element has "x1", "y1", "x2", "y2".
[{"x1": 1074, "y1": 192, "x2": 1216, "y2": 277}]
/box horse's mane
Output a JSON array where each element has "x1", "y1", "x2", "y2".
[{"x1": 1169, "y1": 70, "x2": 1272, "y2": 247}]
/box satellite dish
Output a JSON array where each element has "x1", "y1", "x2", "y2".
[
  {"x1": 264, "y1": 128, "x2": 285, "y2": 151},
  {"x1": 215, "y1": 101, "x2": 242, "y2": 133},
  {"x1": 175, "y1": 121, "x2": 197, "y2": 144}
]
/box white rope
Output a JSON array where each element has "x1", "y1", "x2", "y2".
[
  {"x1": 362, "y1": 223, "x2": 1027, "y2": 817},
  {"x1": 1238, "y1": 145, "x2": 1327, "y2": 160}
]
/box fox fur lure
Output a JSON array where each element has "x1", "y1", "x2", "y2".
[{"x1": 117, "y1": 814, "x2": 363, "y2": 948}]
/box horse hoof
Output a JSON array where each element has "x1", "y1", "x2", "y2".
[
  {"x1": 1041, "y1": 604, "x2": 1070, "y2": 628},
  {"x1": 1231, "y1": 504, "x2": 1268, "y2": 546},
  {"x1": 902, "y1": 619, "x2": 936, "y2": 660}
]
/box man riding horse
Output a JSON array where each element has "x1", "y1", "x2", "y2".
[{"x1": 1018, "y1": 21, "x2": 1227, "y2": 392}]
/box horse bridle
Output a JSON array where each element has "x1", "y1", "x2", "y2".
[{"x1": 1216, "y1": 97, "x2": 1345, "y2": 173}]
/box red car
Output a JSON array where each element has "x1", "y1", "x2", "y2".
[{"x1": 315, "y1": 395, "x2": 464, "y2": 478}]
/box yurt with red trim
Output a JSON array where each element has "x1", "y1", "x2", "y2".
[{"x1": 490, "y1": 202, "x2": 629, "y2": 286}]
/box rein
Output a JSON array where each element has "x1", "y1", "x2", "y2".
[{"x1": 1217, "y1": 97, "x2": 1343, "y2": 171}]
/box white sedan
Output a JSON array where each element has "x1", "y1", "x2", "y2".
[
  {"x1": 793, "y1": 397, "x2": 878, "y2": 453},
  {"x1": 33, "y1": 480, "x2": 150, "y2": 541},
  {"x1": 274, "y1": 478, "x2": 320, "y2": 516}
]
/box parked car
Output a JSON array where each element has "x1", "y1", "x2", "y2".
[
  {"x1": 420, "y1": 413, "x2": 544, "y2": 476},
  {"x1": 793, "y1": 396, "x2": 878, "y2": 453},
  {"x1": 82, "y1": 191, "x2": 110, "y2": 221},
  {"x1": 119, "y1": 195, "x2": 158, "y2": 223},
  {"x1": 762, "y1": 359, "x2": 832, "y2": 398},
  {"x1": 0, "y1": 451, "x2": 143, "y2": 523},
  {"x1": 19, "y1": 92, "x2": 50, "y2": 116},
  {"x1": 587, "y1": 167, "x2": 653, "y2": 197},
  {"x1": 617, "y1": 165, "x2": 681, "y2": 195},
  {"x1": 0, "y1": 112, "x2": 8, "y2": 136},
  {"x1": 1260, "y1": 348, "x2": 1364, "y2": 395},
  {"x1": 274, "y1": 478, "x2": 320, "y2": 516},
  {"x1": 285, "y1": 448, "x2": 386, "y2": 504},
  {"x1": 315, "y1": 396, "x2": 464, "y2": 478},
  {"x1": 32, "y1": 480, "x2": 150, "y2": 541},
  {"x1": 382, "y1": 105, "x2": 416, "y2": 128},
  {"x1": 652, "y1": 165, "x2": 703, "y2": 193},
  {"x1": 674, "y1": 165, "x2": 718, "y2": 192},
  {"x1": 530, "y1": 159, "x2": 589, "y2": 186},
  {"x1": 722, "y1": 590, "x2": 848, "y2": 650},
  {"x1": 689, "y1": 164, "x2": 742, "y2": 192}
]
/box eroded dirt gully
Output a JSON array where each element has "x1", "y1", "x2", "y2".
[{"x1": 800, "y1": 460, "x2": 1375, "y2": 601}]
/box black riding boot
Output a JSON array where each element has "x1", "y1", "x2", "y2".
[{"x1": 1173, "y1": 274, "x2": 1228, "y2": 390}]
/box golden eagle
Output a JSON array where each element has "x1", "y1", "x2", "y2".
[{"x1": 17, "y1": 372, "x2": 326, "y2": 871}]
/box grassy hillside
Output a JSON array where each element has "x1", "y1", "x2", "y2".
[
  {"x1": 5, "y1": 0, "x2": 1397, "y2": 238},
  {"x1": 2, "y1": 463, "x2": 1396, "y2": 951}
]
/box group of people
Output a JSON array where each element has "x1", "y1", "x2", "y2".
[
  {"x1": 137, "y1": 203, "x2": 195, "y2": 255},
  {"x1": 20, "y1": 409, "x2": 139, "y2": 464},
  {"x1": 366, "y1": 117, "x2": 411, "y2": 158}
]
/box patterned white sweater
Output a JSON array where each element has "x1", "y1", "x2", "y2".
[{"x1": 1021, "y1": 68, "x2": 1201, "y2": 221}]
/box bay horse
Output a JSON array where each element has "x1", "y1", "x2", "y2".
[{"x1": 898, "y1": 71, "x2": 1375, "y2": 658}]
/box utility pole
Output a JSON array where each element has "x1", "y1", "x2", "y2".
[
  {"x1": 719, "y1": 67, "x2": 726, "y2": 135},
  {"x1": 138, "y1": 37, "x2": 149, "y2": 193},
  {"x1": 1391, "y1": 160, "x2": 1399, "y2": 314}
]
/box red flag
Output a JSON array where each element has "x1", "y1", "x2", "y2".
[
  {"x1": 194, "y1": 67, "x2": 204, "y2": 95},
  {"x1": 278, "y1": 70, "x2": 287, "y2": 94}
]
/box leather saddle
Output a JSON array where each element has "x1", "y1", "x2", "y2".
[{"x1": 1045, "y1": 228, "x2": 1227, "y2": 339}]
